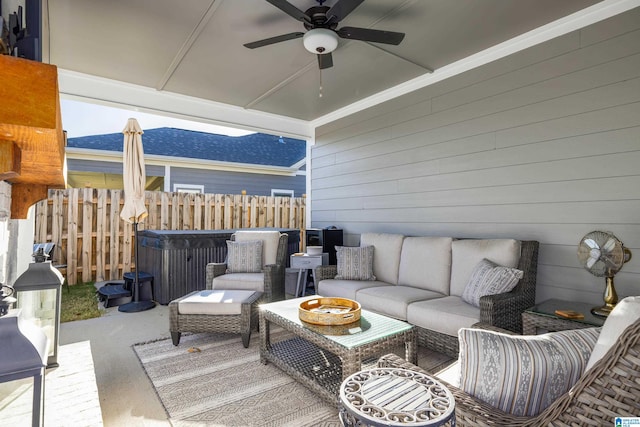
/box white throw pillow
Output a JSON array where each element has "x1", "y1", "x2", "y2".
[
  {"x1": 226, "y1": 240, "x2": 263, "y2": 273},
  {"x1": 335, "y1": 246, "x2": 376, "y2": 281},
  {"x1": 461, "y1": 258, "x2": 523, "y2": 307},
  {"x1": 459, "y1": 327, "x2": 600, "y2": 416},
  {"x1": 585, "y1": 296, "x2": 640, "y2": 371}
]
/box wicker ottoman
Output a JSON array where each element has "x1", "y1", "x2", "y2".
[{"x1": 169, "y1": 290, "x2": 262, "y2": 348}]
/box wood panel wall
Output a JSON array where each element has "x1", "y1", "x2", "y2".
[{"x1": 311, "y1": 8, "x2": 640, "y2": 305}]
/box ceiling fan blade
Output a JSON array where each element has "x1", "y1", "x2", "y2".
[
  {"x1": 337, "y1": 26, "x2": 405, "y2": 45},
  {"x1": 318, "y1": 53, "x2": 333, "y2": 69},
  {"x1": 325, "y1": 0, "x2": 365, "y2": 24},
  {"x1": 266, "y1": 0, "x2": 309, "y2": 22},
  {"x1": 243, "y1": 32, "x2": 304, "y2": 49}
]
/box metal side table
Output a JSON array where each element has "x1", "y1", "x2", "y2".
[{"x1": 339, "y1": 368, "x2": 456, "y2": 426}]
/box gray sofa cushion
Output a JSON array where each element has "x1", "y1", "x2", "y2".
[
  {"x1": 317, "y1": 279, "x2": 385, "y2": 301},
  {"x1": 407, "y1": 296, "x2": 480, "y2": 337},
  {"x1": 398, "y1": 236, "x2": 452, "y2": 294},
  {"x1": 356, "y1": 286, "x2": 445, "y2": 320},
  {"x1": 450, "y1": 239, "x2": 521, "y2": 297},
  {"x1": 360, "y1": 233, "x2": 404, "y2": 285}
]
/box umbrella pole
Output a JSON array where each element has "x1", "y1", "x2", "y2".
[
  {"x1": 134, "y1": 221, "x2": 140, "y2": 302},
  {"x1": 118, "y1": 221, "x2": 155, "y2": 312}
]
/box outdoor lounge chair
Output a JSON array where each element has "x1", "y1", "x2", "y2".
[
  {"x1": 377, "y1": 314, "x2": 640, "y2": 426},
  {"x1": 206, "y1": 230, "x2": 287, "y2": 304}
]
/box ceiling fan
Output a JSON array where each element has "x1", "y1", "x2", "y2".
[{"x1": 244, "y1": 0, "x2": 405, "y2": 69}]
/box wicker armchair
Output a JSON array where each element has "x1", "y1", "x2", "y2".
[
  {"x1": 377, "y1": 317, "x2": 640, "y2": 426},
  {"x1": 205, "y1": 231, "x2": 287, "y2": 304},
  {"x1": 316, "y1": 240, "x2": 539, "y2": 357}
]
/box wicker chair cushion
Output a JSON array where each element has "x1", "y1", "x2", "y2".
[
  {"x1": 211, "y1": 273, "x2": 264, "y2": 292},
  {"x1": 450, "y1": 239, "x2": 520, "y2": 297},
  {"x1": 356, "y1": 286, "x2": 444, "y2": 320},
  {"x1": 461, "y1": 258, "x2": 523, "y2": 307},
  {"x1": 360, "y1": 233, "x2": 404, "y2": 285},
  {"x1": 226, "y1": 240, "x2": 263, "y2": 273},
  {"x1": 586, "y1": 295, "x2": 640, "y2": 371},
  {"x1": 407, "y1": 296, "x2": 480, "y2": 336},
  {"x1": 459, "y1": 326, "x2": 601, "y2": 416},
  {"x1": 335, "y1": 245, "x2": 376, "y2": 280},
  {"x1": 177, "y1": 290, "x2": 257, "y2": 315},
  {"x1": 317, "y1": 279, "x2": 384, "y2": 301},
  {"x1": 397, "y1": 236, "x2": 452, "y2": 294},
  {"x1": 234, "y1": 230, "x2": 281, "y2": 265}
]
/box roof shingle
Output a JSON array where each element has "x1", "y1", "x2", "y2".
[{"x1": 67, "y1": 128, "x2": 307, "y2": 167}]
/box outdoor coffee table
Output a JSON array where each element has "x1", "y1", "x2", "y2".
[{"x1": 259, "y1": 296, "x2": 417, "y2": 405}]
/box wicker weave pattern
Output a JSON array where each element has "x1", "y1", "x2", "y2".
[
  {"x1": 259, "y1": 306, "x2": 417, "y2": 406},
  {"x1": 378, "y1": 318, "x2": 640, "y2": 426},
  {"x1": 205, "y1": 233, "x2": 287, "y2": 304},
  {"x1": 169, "y1": 290, "x2": 262, "y2": 348},
  {"x1": 522, "y1": 312, "x2": 598, "y2": 335}
]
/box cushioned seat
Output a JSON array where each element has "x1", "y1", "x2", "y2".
[
  {"x1": 169, "y1": 289, "x2": 262, "y2": 348},
  {"x1": 356, "y1": 286, "x2": 444, "y2": 320},
  {"x1": 407, "y1": 296, "x2": 481, "y2": 337}
]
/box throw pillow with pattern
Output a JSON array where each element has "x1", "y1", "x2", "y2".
[
  {"x1": 226, "y1": 240, "x2": 263, "y2": 273},
  {"x1": 458, "y1": 327, "x2": 601, "y2": 416},
  {"x1": 335, "y1": 246, "x2": 376, "y2": 281},
  {"x1": 461, "y1": 258, "x2": 523, "y2": 307}
]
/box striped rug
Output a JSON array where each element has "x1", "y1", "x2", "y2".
[{"x1": 133, "y1": 331, "x2": 453, "y2": 426}]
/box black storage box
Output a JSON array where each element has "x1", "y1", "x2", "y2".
[
  {"x1": 137, "y1": 228, "x2": 300, "y2": 304},
  {"x1": 306, "y1": 228, "x2": 343, "y2": 264}
]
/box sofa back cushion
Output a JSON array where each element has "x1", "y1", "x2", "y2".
[
  {"x1": 450, "y1": 239, "x2": 521, "y2": 297},
  {"x1": 398, "y1": 237, "x2": 452, "y2": 294},
  {"x1": 360, "y1": 233, "x2": 405, "y2": 285}
]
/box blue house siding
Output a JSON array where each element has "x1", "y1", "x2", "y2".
[
  {"x1": 68, "y1": 159, "x2": 165, "y2": 177},
  {"x1": 170, "y1": 167, "x2": 305, "y2": 197}
]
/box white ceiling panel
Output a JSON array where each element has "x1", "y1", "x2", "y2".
[{"x1": 47, "y1": 0, "x2": 612, "y2": 125}]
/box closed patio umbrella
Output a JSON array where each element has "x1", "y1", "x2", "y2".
[{"x1": 118, "y1": 118, "x2": 154, "y2": 312}]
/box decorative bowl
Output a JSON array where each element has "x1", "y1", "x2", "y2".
[
  {"x1": 299, "y1": 297, "x2": 361, "y2": 325},
  {"x1": 306, "y1": 246, "x2": 323, "y2": 255}
]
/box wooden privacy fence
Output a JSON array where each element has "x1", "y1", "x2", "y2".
[{"x1": 33, "y1": 188, "x2": 306, "y2": 285}]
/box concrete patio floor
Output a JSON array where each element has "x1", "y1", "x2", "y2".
[
  {"x1": 1, "y1": 298, "x2": 456, "y2": 426},
  {"x1": 60, "y1": 304, "x2": 172, "y2": 426},
  {"x1": 0, "y1": 303, "x2": 172, "y2": 426}
]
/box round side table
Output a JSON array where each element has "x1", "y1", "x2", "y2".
[{"x1": 339, "y1": 368, "x2": 455, "y2": 427}]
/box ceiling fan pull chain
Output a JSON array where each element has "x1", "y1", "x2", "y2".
[{"x1": 319, "y1": 69, "x2": 323, "y2": 98}]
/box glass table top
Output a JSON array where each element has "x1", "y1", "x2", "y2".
[
  {"x1": 260, "y1": 296, "x2": 414, "y2": 350},
  {"x1": 525, "y1": 298, "x2": 605, "y2": 327}
]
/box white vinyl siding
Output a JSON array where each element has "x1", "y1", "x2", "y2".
[{"x1": 311, "y1": 8, "x2": 640, "y2": 306}]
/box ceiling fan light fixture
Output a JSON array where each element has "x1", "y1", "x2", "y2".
[{"x1": 303, "y1": 28, "x2": 338, "y2": 54}]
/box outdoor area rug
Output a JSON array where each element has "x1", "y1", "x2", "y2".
[{"x1": 133, "y1": 330, "x2": 454, "y2": 426}]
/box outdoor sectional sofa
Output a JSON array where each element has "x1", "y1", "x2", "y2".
[{"x1": 315, "y1": 233, "x2": 539, "y2": 357}]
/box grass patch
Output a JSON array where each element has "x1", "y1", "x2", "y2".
[{"x1": 61, "y1": 282, "x2": 103, "y2": 323}]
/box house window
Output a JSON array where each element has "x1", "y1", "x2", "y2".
[
  {"x1": 174, "y1": 184, "x2": 204, "y2": 194},
  {"x1": 271, "y1": 189, "x2": 294, "y2": 197}
]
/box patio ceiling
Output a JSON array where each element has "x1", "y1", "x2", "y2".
[{"x1": 47, "y1": 0, "x2": 620, "y2": 135}]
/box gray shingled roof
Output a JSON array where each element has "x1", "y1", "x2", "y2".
[{"x1": 67, "y1": 128, "x2": 306, "y2": 168}]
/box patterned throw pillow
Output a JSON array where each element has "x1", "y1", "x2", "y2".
[
  {"x1": 461, "y1": 258, "x2": 523, "y2": 307},
  {"x1": 335, "y1": 246, "x2": 376, "y2": 281},
  {"x1": 458, "y1": 327, "x2": 601, "y2": 416},
  {"x1": 226, "y1": 240, "x2": 263, "y2": 273}
]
